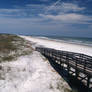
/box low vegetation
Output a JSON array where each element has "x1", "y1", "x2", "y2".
[{"x1": 0, "y1": 34, "x2": 33, "y2": 62}]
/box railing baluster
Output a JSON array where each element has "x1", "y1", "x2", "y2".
[{"x1": 36, "y1": 47, "x2": 92, "y2": 90}]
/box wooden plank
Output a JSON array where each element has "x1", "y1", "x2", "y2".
[{"x1": 36, "y1": 47, "x2": 92, "y2": 90}]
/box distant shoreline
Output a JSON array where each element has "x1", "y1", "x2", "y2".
[
  {"x1": 21, "y1": 35, "x2": 92, "y2": 57},
  {"x1": 33, "y1": 36, "x2": 92, "y2": 48}
]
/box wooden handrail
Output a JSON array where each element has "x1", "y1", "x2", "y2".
[{"x1": 36, "y1": 47, "x2": 92, "y2": 90}]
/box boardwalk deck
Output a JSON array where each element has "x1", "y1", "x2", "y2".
[{"x1": 36, "y1": 47, "x2": 92, "y2": 91}]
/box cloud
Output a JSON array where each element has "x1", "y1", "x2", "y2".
[
  {"x1": 0, "y1": 1, "x2": 91, "y2": 37},
  {"x1": 39, "y1": 1, "x2": 92, "y2": 24},
  {"x1": 40, "y1": 13, "x2": 82, "y2": 21},
  {"x1": 0, "y1": 9, "x2": 24, "y2": 17},
  {"x1": 45, "y1": 1, "x2": 85, "y2": 15},
  {"x1": 0, "y1": 1, "x2": 86, "y2": 18},
  {"x1": 40, "y1": 13, "x2": 92, "y2": 24},
  {"x1": 0, "y1": 4, "x2": 47, "y2": 18},
  {"x1": 0, "y1": 1, "x2": 85, "y2": 18},
  {"x1": 61, "y1": 2, "x2": 85, "y2": 12},
  {"x1": 0, "y1": 1, "x2": 91, "y2": 25}
]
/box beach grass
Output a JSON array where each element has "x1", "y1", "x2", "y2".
[{"x1": 0, "y1": 34, "x2": 33, "y2": 62}]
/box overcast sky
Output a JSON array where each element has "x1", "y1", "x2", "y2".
[{"x1": 0, "y1": 0, "x2": 92, "y2": 37}]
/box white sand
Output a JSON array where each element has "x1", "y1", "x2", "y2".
[
  {"x1": 1, "y1": 35, "x2": 91, "y2": 92},
  {"x1": 21, "y1": 36, "x2": 92, "y2": 56},
  {"x1": 0, "y1": 51, "x2": 71, "y2": 92}
]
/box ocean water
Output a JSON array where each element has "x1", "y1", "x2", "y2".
[{"x1": 37, "y1": 36, "x2": 92, "y2": 47}]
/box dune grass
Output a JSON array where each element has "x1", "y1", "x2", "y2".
[{"x1": 0, "y1": 34, "x2": 33, "y2": 62}]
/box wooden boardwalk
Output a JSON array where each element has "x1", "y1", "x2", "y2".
[{"x1": 36, "y1": 47, "x2": 92, "y2": 91}]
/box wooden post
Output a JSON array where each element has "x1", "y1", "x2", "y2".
[
  {"x1": 75, "y1": 59, "x2": 79, "y2": 78},
  {"x1": 36, "y1": 47, "x2": 92, "y2": 91},
  {"x1": 84, "y1": 60, "x2": 86, "y2": 74},
  {"x1": 66, "y1": 54, "x2": 69, "y2": 72},
  {"x1": 87, "y1": 76, "x2": 90, "y2": 90}
]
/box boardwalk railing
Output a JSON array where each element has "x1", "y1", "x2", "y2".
[{"x1": 36, "y1": 47, "x2": 92, "y2": 90}]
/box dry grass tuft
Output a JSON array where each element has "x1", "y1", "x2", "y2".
[{"x1": 0, "y1": 34, "x2": 33, "y2": 62}]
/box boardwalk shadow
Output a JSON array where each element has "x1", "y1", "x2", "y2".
[{"x1": 47, "y1": 57, "x2": 90, "y2": 92}]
